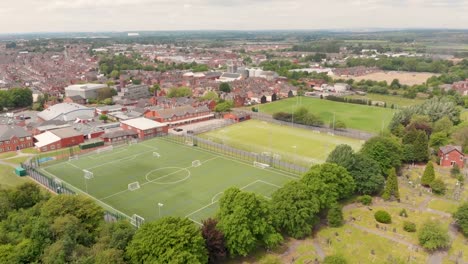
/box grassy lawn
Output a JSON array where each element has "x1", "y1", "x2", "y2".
[
  {"x1": 0, "y1": 152, "x2": 17, "y2": 159},
  {"x1": 255, "y1": 97, "x2": 395, "y2": 133},
  {"x1": 21, "y1": 148, "x2": 40, "y2": 154},
  {"x1": 316, "y1": 225, "x2": 428, "y2": 263},
  {"x1": 346, "y1": 93, "x2": 425, "y2": 108},
  {"x1": 444, "y1": 233, "x2": 468, "y2": 264},
  {"x1": 38, "y1": 137, "x2": 298, "y2": 223},
  {"x1": 0, "y1": 164, "x2": 30, "y2": 188},
  {"x1": 201, "y1": 120, "x2": 363, "y2": 166},
  {"x1": 427, "y1": 199, "x2": 460, "y2": 214}
]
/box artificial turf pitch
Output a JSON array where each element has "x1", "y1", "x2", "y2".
[{"x1": 38, "y1": 137, "x2": 298, "y2": 224}]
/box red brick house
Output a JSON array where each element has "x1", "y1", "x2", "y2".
[
  {"x1": 34, "y1": 127, "x2": 85, "y2": 152},
  {"x1": 100, "y1": 129, "x2": 138, "y2": 143},
  {"x1": 120, "y1": 117, "x2": 168, "y2": 139},
  {"x1": 224, "y1": 112, "x2": 251, "y2": 122},
  {"x1": 438, "y1": 145, "x2": 465, "y2": 168},
  {"x1": 144, "y1": 105, "x2": 213, "y2": 127},
  {"x1": 0, "y1": 125, "x2": 34, "y2": 153}
]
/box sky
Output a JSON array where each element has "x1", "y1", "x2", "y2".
[{"x1": 0, "y1": 0, "x2": 467, "y2": 33}]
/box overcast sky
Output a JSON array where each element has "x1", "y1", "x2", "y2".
[{"x1": 0, "y1": 0, "x2": 467, "y2": 33}]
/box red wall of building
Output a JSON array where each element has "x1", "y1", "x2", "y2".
[
  {"x1": 120, "y1": 123, "x2": 168, "y2": 139},
  {"x1": 439, "y1": 150, "x2": 465, "y2": 168},
  {"x1": 0, "y1": 136, "x2": 34, "y2": 153}
]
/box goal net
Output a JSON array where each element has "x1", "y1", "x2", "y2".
[
  {"x1": 128, "y1": 181, "x2": 141, "y2": 191},
  {"x1": 185, "y1": 140, "x2": 194, "y2": 146},
  {"x1": 192, "y1": 160, "x2": 201, "y2": 167},
  {"x1": 130, "y1": 214, "x2": 145, "y2": 228},
  {"x1": 153, "y1": 152, "x2": 161, "y2": 158},
  {"x1": 69, "y1": 155, "x2": 79, "y2": 161},
  {"x1": 254, "y1": 161, "x2": 270, "y2": 169},
  {"x1": 83, "y1": 169, "x2": 94, "y2": 179},
  {"x1": 96, "y1": 145, "x2": 113, "y2": 154}
]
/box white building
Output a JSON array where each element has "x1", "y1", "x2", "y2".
[{"x1": 65, "y1": 83, "x2": 107, "y2": 100}]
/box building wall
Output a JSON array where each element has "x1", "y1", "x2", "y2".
[
  {"x1": 120, "y1": 123, "x2": 168, "y2": 139},
  {"x1": 0, "y1": 136, "x2": 34, "y2": 153},
  {"x1": 439, "y1": 150, "x2": 465, "y2": 168},
  {"x1": 38, "y1": 135, "x2": 84, "y2": 152}
]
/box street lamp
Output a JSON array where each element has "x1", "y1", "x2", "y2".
[{"x1": 158, "y1": 203, "x2": 164, "y2": 218}]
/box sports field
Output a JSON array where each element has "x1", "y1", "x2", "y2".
[
  {"x1": 255, "y1": 97, "x2": 395, "y2": 133},
  {"x1": 201, "y1": 120, "x2": 363, "y2": 166},
  {"x1": 37, "y1": 137, "x2": 298, "y2": 224}
]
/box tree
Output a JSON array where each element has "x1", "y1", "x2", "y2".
[
  {"x1": 413, "y1": 130, "x2": 429, "y2": 162},
  {"x1": 327, "y1": 203, "x2": 344, "y2": 227},
  {"x1": 326, "y1": 144, "x2": 355, "y2": 169},
  {"x1": 270, "y1": 181, "x2": 320, "y2": 238},
  {"x1": 418, "y1": 220, "x2": 450, "y2": 251},
  {"x1": 452, "y1": 127, "x2": 468, "y2": 152},
  {"x1": 433, "y1": 116, "x2": 453, "y2": 133},
  {"x1": 110, "y1": 70, "x2": 120, "y2": 79},
  {"x1": 168, "y1": 86, "x2": 193, "y2": 98},
  {"x1": 149, "y1": 84, "x2": 160, "y2": 95},
  {"x1": 97, "y1": 87, "x2": 116, "y2": 101},
  {"x1": 9, "y1": 182, "x2": 47, "y2": 210},
  {"x1": 360, "y1": 136, "x2": 403, "y2": 176},
  {"x1": 214, "y1": 101, "x2": 233, "y2": 112},
  {"x1": 301, "y1": 163, "x2": 355, "y2": 209},
  {"x1": 333, "y1": 120, "x2": 346, "y2": 130},
  {"x1": 219, "y1": 82, "x2": 231, "y2": 93},
  {"x1": 429, "y1": 132, "x2": 449, "y2": 149},
  {"x1": 201, "y1": 91, "x2": 219, "y2": 101},
  {"x1": 126, "y1": 217, "x2": 208, "y2": 264},
  {"x1": 348, "y1": 154, "x2": 385, "y2": 195},
  {"x1": 390, "y1": 79, "x2": 401, "y2": 89},
  {"x1": 99, "y1": 114, "x2": 109, "y2": 122},
  {"x1": 9, "y1": 88, "x2": 33, "y2": 107},
  {"x1": 421, "y1": 162, "x2": 435, "y2": 187},
  {"x1": 324, "y1": 254, "x2": 347, "y2": 264},
  {"x1": 217, "y1": 188, "x2": 282, "y2": 257},
  {"x1": 453, "y1": 202, "x2": 468, "y2": 237},
  {"x1": 430, "y1": 178, "x2": 446, "y2": 195},
  {"x1": 382, "y1": 168, "x2": 399, "y2": 201},
  {"x1": 451, "y1": 164, "x2": 461, "y2": 177},
  {"x1": 201, "y1": 218, "x2": 227, "y2": 263}
]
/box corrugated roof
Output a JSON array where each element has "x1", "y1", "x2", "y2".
[
  {"x1": 0, "y1": 125, "x2": 31, "y2": 141},
  {"x1": 37, "y1": 103, "x2": 93, "y2": 121},
  {"x1": 440, "y1": 145, "x2": 463, "y2": 155}
]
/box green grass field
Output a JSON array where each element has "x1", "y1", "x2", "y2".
[
  {"x1": 346, "y1": 94, "x2": 425, "y2": 108},
  {"x1": 255, "y1": 97, "x2": 395, "y2": 133},
  {"x1": 201, "y1": 120, "x2": 363, "y2": 166},
  {"x1": 37, "y1": 137, "x2": 298, "y2": 224}
]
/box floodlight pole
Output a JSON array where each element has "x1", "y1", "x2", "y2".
[{"x1": 158, "y1": 203, "x2": 164, "y2": 218}]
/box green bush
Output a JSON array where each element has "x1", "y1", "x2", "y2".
[
  {"x1": 430, "y1": 178, "x2": 446, "y2": 195},
  {"x1": 374, "y1": 210, "x2": 392, "y2": 224},
  {"x1": 327, "y1": 204, "x2": 344, "y2": 227},
  {"x1": 399, "y1": 209, "x2": 408, "y2": 217},
  {"x1": 403, "y1": 221, "x2": 416, "y2": 232},
  {"x1": 358, "y1": 195, "x2": 372, "y2": 205},
  {"x1": 418, "y1": 220, "x2": 450, "y2": 251},
  {"x1": 323, "y1": 254, "x2": 347, "y2": 264}
]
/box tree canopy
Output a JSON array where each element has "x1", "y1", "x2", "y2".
[
  {"x1": 453, "y1": 202, "x2": 468, "y2": 237},
  {"x1": 301, "y1": 163, "x2": 355, "y2": 209},
  {"x1": 418, "y1": 220, "x2": 450, "y2": 251},
  {"x1": 217, "y1": 188, "x2": 282, "y2": 257},
  {"x1": 126, "y1": 217, "x2": 208, "y2": 264},
  {"x1": 360, "y1": 136, "x2": 403, "y2": 176},
  {"x1": 167, "y1": 86, "x2": 193, "y2": 98},
  {"x1": 270, "y1": 181, "x2": 320, "y2": 238}
]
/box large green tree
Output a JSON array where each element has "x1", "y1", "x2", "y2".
[
  {"x1": 217, "y1": 188, "x2": 282, "y2": 257},
  {"x1": 360, "y1": 136, "x2": 403, "y2": 176},
  {"x1": 326, "y1": 144, "x2": 355, "y2": 169},
  {"x1": 219, "y1": 82, "x2": 231, "y2": 93},
  {"x1": 270, "y1": 181, "x2": 320, "y2": 239},
  {"x1": 453, "y1": 202, "x2": 468, "y2": 237},
  {"x1": 167, "y1": 86, "x2": 193, "y2": 98},
  {"x1": 301, "y1": 163, "x2": 355, "y2": 209},
  {"x1": 126, "y1": 217, "x2": 208, "y2": 264},
  {"x1": 418, "y1": 220, "x2": 450, "y2": 251},
  {"x1": 382, "y1": 168, "x2": 399, "y2": 201}
]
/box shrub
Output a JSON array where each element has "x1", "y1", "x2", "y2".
[
  {"x1": 450, "y1": 164, "x2": 460, "y2": 177},
  {"x1": 327, "y1": 204, "x2": 344, "y2": 227},
  {"x1": 358, "y1": 195, "x2": 372, "y2": 205},
  {"x1": 374, "y1": 210, "x2": 392, "y2": 224},
  {"x1": 399, "y1": 209, "x2": 408, "y2": 218},
  {"x1": 323, "y1": 254, "x2": 347, "y2": 264},
  {"x1": 403, "y1": 221, "x2": 416, "y2": 232},
  {"x1": 421, "y1": 162, "x2": 435, "y2": 187},
  {"x1": 418, "y1": 220, "x2": 450, "y2": 251},
  {"x1": 453, "y1": 202, "x2": 468, "y2": 237},
  {"x1": 430, "y1": 178, "x2": 446, "y2": 195}
]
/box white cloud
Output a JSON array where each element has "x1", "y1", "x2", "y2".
[{"x1": 0, "y1": 0, "x2": 466, "y2": 33}]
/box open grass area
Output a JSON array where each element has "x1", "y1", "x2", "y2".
[
  {"x1": 255, "y1": 97, "x2": 395, "y2": 133},
  {"x1": 427, "y1": 199, "x2": 460, "y2": 214},
  {"x1": 340, "y1": 71, "x2": 438, "y2": 86},
  {"x1": 0, "y1": 164, "x2": 30, "y2": 188},
  {"x1": 0, "y1": 152, "x2": 17, "y2": 159},
  {"x1": 200, "y1": 120, "x2": 363, "y2": 166},
  {"x1": 346, "y1": 93, "x2": 425, "y2": 108},
  {"x1": 37, "y1": 137, "x2": 298, "y2": 224}
]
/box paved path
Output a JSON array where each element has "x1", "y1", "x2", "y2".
[{"x1": 312, "y1": 240, "x2": 325, "y2": 260}]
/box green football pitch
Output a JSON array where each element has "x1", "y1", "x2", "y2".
[
  {"x1": 38, "y1": 137, "x2": 298, "y2": 224},
  {"x1": 201, "y1": 120, "x2": 363, "y2": 166}
]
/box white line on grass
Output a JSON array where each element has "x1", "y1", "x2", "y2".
[
  {"x1": 189, "y1": 218, "x2": 203, "y2": 226},
  {"x1": 67, "y1": 162, "x2": 82, "y2": 170},
  {"x1": 40, "y1": 167, "x2": 133, "y2": 221},
  {"x1": 257, "y1": 180, "x2": 281, "y2": 188},
  {"x1": 98, "y1": 157, "x2": 219, "y2": 201}
]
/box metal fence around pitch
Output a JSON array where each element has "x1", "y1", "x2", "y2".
[
  {"x1": 21, "y1": 162, "x2": 130, "y2": 224},
  {"x1": 164, "y1": 134, "x2": 309, "y2": 175}
]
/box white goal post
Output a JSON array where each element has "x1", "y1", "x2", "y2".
[
  {"x1": 83, "y1": 169, "x2": 94, "y2": 179},
  {"x1": 130, "y1": 214, "x2": 145, "y2": 228},
  {"x1": 153, "y1": 152, "x2": 161, "y2": 158},
  {"x1": 69, "y1": 155, "x2": 79, "y2": 161},
  {"x1": 192, "y1": 160, "x2": 201, "y2": 167},
  {"x1": 128, "y1": 181, "x2": 141, "y2": 191},
  {"x1": 254, "y1": 161, "x2": 270, "y2": 169},
  {"x1": 185, "y1": 140, "x2": 194, "y2": 146},
  {"x1": 96, "y1": 145, "x2": 113, "y2": 154}
]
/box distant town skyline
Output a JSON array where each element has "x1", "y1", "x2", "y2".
[{"x1": 0, "y1": 0, "x2": 467, "y2": 33}]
